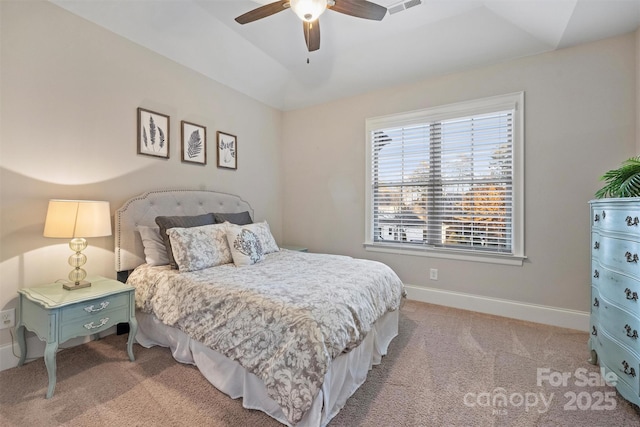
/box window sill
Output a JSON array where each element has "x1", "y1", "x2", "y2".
[{"x1": 363, "y1": 242, "x2": 526, "y2": 266}]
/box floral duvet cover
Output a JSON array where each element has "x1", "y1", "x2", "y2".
[{"x1": 127, "y1": 249, "x2": 404, "y2": 425}]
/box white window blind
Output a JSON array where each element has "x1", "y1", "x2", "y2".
[{"x1": 366, "y1": 93, "x2": 524, "y2": 263}]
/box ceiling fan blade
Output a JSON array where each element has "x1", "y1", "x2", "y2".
[
  {"x1": 303, "y1": 21, "x2": 320, "y2": 52},
  {"x1": 235, "y1": 1, "x2": 290, "y2": 25},
  {"x1": 329, "y1": 0, "x2": 387, "y2": 21}
]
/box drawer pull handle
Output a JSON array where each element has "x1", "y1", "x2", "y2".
[
  {"x1": 594, "y1": 241, "x2": 600, "y2": 250},
  {"x1": 594, "y1": 214, "x2": 600, "y2": 222},
  {"x1": 622, "y1": 361, "x2": 637, "y2": 377},
  {"x1": 627, "y1": 216, "x2": 639, "y2": 226},
  {"x1": 625, "y1": 324, "x2": 639, "y2": 339},
  {"x1": 594, "y1": 270, "x2": 599, "y2": 279},
  {"x1": 592, "y1": 326, "x2": 598, "y2": 336},
  {"x1": 84, "y1": 318, "x2": 109, "y2": 330},
  {"x1": 83, "y1": 301, "x2": 110, "y2": 313},
  {"x1": 626, "y1": 252, "x2": 639, "y2": 263},
  {"x1": 625, "y1": 288, "x2": 639, "y2": 301},
  {"x1": 593, "y1": 298, "x2": 599, "y2": 307}
]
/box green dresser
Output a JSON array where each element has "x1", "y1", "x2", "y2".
[
  {"x1": 589, "y1": 198, "x2": 640, "y2": 405},
  {"x1": 15, "y1": 277, "x2": 137, "y2": 398}
]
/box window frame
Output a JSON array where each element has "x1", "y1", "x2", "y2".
[{"x1": 364, "y1": 92, "x2": 525, "y2": 266}]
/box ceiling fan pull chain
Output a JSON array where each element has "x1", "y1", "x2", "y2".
[{"x1": 306, "y1": 22, "x2": 310, "y2": 63}]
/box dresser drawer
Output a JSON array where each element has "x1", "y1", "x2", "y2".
[
  {"x1": 594, "y1": 329, "x2": 640, "y2": 397},
  {"x1": 598, "y1": 298, "x2": 640, "y2": 354},
  {"x1": 591, "y1": 286, "x2": 601, "y2": 319},
  {"x1": 593, "y1": 263, "x2": 640, "y2": 313},
  {"x1": 592, "y1": 205, "x2": 640, "y2": 237},
  {"x1": 592, "y1": 231, "x2": 602, "y2": 258},
  {"x1": 60, "y1": 293, "x2": 130, "y2": 323},
  {"x1": 597, "y1": 235, "x2": 640, "y2": 279}
]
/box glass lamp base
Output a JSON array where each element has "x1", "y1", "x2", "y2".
[{"x1": 63, "y1": 280, "x2": 91, "y2": 291}]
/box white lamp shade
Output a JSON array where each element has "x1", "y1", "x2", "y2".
[
  {"x1": 43, "y1": 200, "x2": 112, "y2": 238},
  {"x1": 290, "y1": 0, "x2": 327, "y2": 22}
]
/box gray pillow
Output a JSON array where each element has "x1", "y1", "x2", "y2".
[
  {"x1": 213, "y1": 211, "x2": 253, "y2": 225},
  {"x1": 155, "y1": 213, "x2": 215, "y2": 269},
  {"x1": 136, "y1": 225, "x2": 170, "y2": 266}
]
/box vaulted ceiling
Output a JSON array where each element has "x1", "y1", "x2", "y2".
[{"x1": 51, "y1": 0, "x2": 640, "y2": 110}]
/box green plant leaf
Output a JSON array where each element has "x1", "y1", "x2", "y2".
[{"x1": 596, "y1": 156, "x2": 640, "y2": 198}]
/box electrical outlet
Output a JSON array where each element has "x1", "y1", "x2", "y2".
[
  {"x1": 429, "y1": 268, "x2": 438, "y2": 280},
  {"x1": 0, "y1": 308, "x2": 15, "y2": 329}
]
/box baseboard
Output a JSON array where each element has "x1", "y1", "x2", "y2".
[
  {"x1": 0, "y1": 326, "x2": 117, "y2": 372},
  {"x1": 404, "y1": 284, "x2": 590, "y2": 331}
]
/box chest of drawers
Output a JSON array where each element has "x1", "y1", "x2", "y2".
[{"x1": 589, "y1": 198, "x2": 640, "y2": 405}]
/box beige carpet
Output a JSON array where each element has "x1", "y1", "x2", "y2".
[{"x1": 1, "y1": 300, "x2": 639, "y2": 426}]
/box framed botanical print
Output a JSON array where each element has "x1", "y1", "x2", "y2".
[
  {"x1": 137, "y1": 108, "x2": 170, "y2": 158},
  {"x1": 181, "y1": 121, "x2": 206, "y2": 165},
  {"x1": 217, "y1": 131, "x2": 237, "y2": 170}
]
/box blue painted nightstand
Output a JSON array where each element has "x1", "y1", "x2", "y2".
[{"x1": 15, "y1": 277, "x2": 137, "y2": 398}]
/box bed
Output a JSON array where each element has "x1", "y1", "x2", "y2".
[{"x1": 115, "y1": 189, "x2": 404, "y2": 426}]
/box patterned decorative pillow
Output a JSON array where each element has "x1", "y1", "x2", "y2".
[
  {"x1": 243, "y1": 221, "x2": 279, "y2": 254},
  {"x1": 136, "y1": 225, "x2": 169, "y2": 266},
  {"x1": 167, "y1": 223, "x2": 232, "y2": 272},
  {"x1": 156, "y1": 213, "x2": 216, "y2": 269},
  {"x1": 226, "y1": 224, "x2": 265, "y2": 266}
]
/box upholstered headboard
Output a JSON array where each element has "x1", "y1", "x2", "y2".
[{"x1": 115, "y1": 189, "x2": 253, "y2": 275}]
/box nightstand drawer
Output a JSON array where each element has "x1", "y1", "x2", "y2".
[
  {"x1": 60, "y1": 293, "x2": 129, "y2": 322},
  {"x1": 60, "y1": 310, "x2": 126, "y2": 342}
]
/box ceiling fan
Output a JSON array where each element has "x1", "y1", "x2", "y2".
[{"x1": 235, "y1": 0, "x2": 387, "y2": 52}]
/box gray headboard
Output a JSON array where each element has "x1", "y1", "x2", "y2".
[{"x1": 115, "y1": 189, "x2": 253, "y2": 274}]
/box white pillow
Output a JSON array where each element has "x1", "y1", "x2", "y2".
[
  {"x1": 137, "y1": 226, "x2": 169, "y2": 266},
  {"x1": 167, "y1": 223, "x2": 232, "y2": 272},
  {"x1": 238, "y1": 221, "x2": 279, "y2": 254},
  {"x1": 226, "y1": 224, "x2": 265, "y2": 266}
]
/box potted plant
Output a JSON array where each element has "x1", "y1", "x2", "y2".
[{"x1": 596, "y1": 156, "x2": 640, "y2": 198}]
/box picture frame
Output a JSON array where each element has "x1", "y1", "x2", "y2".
[
  {"x1": 137, "y1": 108, "x2": 170, "y2": 158},
  {"x1": 181, "y1": 121, "x2": 207, "y2": 165},
  {"x1": 217, "y1": 131, "x2": 237, "y2": 170}
]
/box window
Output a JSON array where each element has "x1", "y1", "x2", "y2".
[{"x1": 365, "y1": 92, "x2": 524, "y2": 265}]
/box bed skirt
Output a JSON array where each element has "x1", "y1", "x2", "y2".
[{"x1": 134, "y1": 309, "x2": 398, "y2": 426}]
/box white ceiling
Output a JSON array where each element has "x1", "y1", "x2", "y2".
[{"x1": 51, "y1": 0, "x2": 640, "y2": 111}]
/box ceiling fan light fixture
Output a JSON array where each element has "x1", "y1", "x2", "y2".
[{"x1": 290, "y1": 0, "x2": 327, "y2": 23}]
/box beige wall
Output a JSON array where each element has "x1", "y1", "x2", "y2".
[
  {"x1": 637, "y1": 29, "x2": 640, "y2": 154},
  {"x1": 0, "y1": 1, "x2": 283, "y2": 347},
  {"x1": 282, "y1": 32, "x2": 637, "y2": 314}
]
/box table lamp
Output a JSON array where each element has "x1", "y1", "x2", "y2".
[{"x1": 43, "y1": 200, "x2": 112, "y2": 290}]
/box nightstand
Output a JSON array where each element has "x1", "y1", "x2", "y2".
[{"x1": 15, "y1": 277, "x2": 137, "y2": 398}]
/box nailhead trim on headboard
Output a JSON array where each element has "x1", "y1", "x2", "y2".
[{"x1": 115, "y1": 189, "x2": 253, "y2": 273}]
